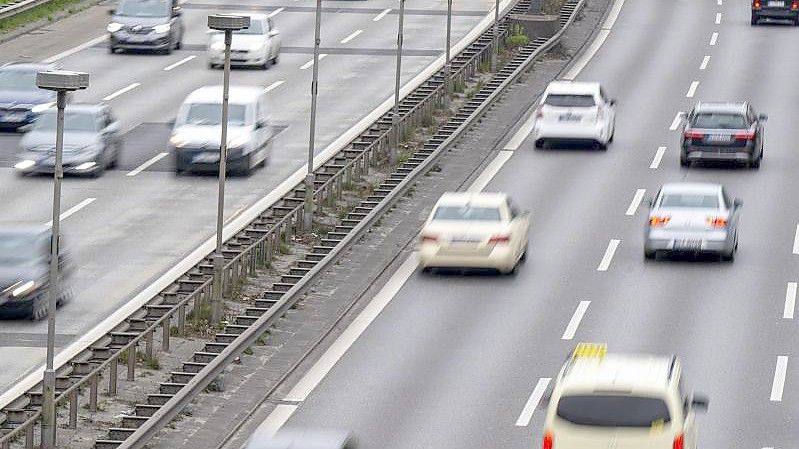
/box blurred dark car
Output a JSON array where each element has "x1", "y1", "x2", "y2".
[
  {"x1": 0, "y1": 226, "x2": 73, "y2": 320},
  {"x1": 0, "y1": 62, "x2": 59, "y2": 130},
  {"x1": 680, "y1": 102, "x2": 766, "y2": 169},
  {"x1": 15, "y1": 104, "x2": 123, "y2": 177},
  {"x1": 244, "y1": 430, "x2": 356, "y2": 449},
  {"x1": 752, "y1": 0, "x2": 799, "y2": 25}
]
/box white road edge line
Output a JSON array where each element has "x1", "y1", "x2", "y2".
[
  {"x1": 41, "y1": 34, "x2": 107, "y2": 63},
  {"x1": 597, "y1": 239, "x2": 621, "y2": 271},
  {"x1": 625, "y1": 189, "x2": 646, "y2": 216},
  {"x1": 300, "y1": 54, "x2": 327, "y2": 70},
  {"x1": 700, "y1": 55, "x2": 710, "y2": 70},
  {"x1": 770, "y1": 356, "x2": 788, "y2": 401},
  {"x1": 467, "y1": 150, "x2": 514, "y2": 193},
  {"x1": 127, "y1": 152, "x2": 169, "y2": 176},
  {"x1": 710, "y1": 32, "x2": 718, "y2": 46},
  {"x1": 251, "y1": 404, "x2": 298, "y2": 439},
  {"x1": 686, "y1": 81, "x2": 699, "y2": 98},
  {"x1": 670, "y1": 112, "x2": 683, "y2": 131},
  {"x1": 103, "y1": 82, "x2": 141, "y2": 101},
  {"x1": 373, "y1": 8, "x2": 391, "y2": 21},
  {"x1": 163, "y1": 55, "x2": 196, "y2": 71},
  {"x1": 650, "y1": 146, "x2": 667, "y2": 169},
  {"x1": 785, "y1": 282, "x2": 797, "y2": 319},
  {"x1": 715, "y1": 12, "x2": 722, "y2": 24},
  {"x1": 264, "y1": 80, "x2": 285, "y2": 93},
  {"x1": 515, "y1": 378, "x2": 551, "y2": 426},
  {"x1": 268, "y1": 7, "x2": 285, "y2": 17},
  {"x1": 45, "y1": 198, "x2": 96, "y2": 227},
  {"x1": 340, "y1": 29, "x2": 363, "y2": 44},
  {"x1": 793, "y1": 224, "x2": 799, "y2": 254},
  {"x1": 562, "y1": 301, "x2": 590, "y2": 340}
]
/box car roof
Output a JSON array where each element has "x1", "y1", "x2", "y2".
[
  {"x1": 659, "y1": 182, "x2": 721, "y2": 195},
  {"x1": 559, "y1": 353, "x2": 675, "y2": 394},
  {"x1": 693, "y1": 102, "x2": 746, "y2": 114},
  {"x1": 0, "y1": 62, "x2": 56, "y2": 72},
  {"x1": 435, "y1": 192, "x2": 508, "y2": 207},
  {"x1": 544, "y1": 81, "x2": 601, "y2": 95},
  {"x1": 184, "y1": 85, "x2": 265, "y2": 104},
  {"x1": 244, "y1": 429, "x2": 353, "y2": 449}
]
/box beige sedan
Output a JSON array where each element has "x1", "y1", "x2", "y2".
[{"x1": 418, "y1": 192, "x2": 530, "y2": 274}]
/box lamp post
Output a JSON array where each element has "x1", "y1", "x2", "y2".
[
  {"x1": 491, "y1": 0, "x2": 499, "y2": 71},
  {"x1": 445, "y1": 0, "x2": 453, "y2": 104},
  {"x1": 303, "y1": 0, "x2": 323, "y2": 231},
  {"x1": 392, "y1": 0, "x2": 406, "y2": 163},
  {"x1": 36, "y1": 70, "x2": 89, "y2": 449},
  {"x1": 207, "y1": 13, "x2": 250, "y2": 324}
]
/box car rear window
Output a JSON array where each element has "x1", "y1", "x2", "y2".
[
  {"x1": 181, "y1": 104, "x2": 247, "y2": 126},
  {"x1": 543, "y1": 94, "x2": 596, "y2": 107},
  {"x1": 433, "y1": 206, "x2": 501, "y2": 221},
  {"x1": 556, "y1": 395, "x2": 671, "y2": 428},
  {"x1": 660, "y1": 193, "x2": 719, "y2": 208},
  {"x1": 691, "y1": 113, "x2": 747, "y2": 129}
]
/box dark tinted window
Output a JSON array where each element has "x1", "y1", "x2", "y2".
[
  {"x1": 116, "y1": 0, "x2": 169, "y2": 17},
  {"x1": 556, "y1": 395, "x2": 671, "y2": 427},
  {"x1": 691, "y1": 112, "x2": 747, "y2": 129},
  {"x1": 659, "y1": 193, "x2": 719, "y2": 209},
  {"x1": 544, "y1": 94, "x2": 596, "y2": 107},
  {"x1": 433, "y1": 206, "x2": 501, "y2": 221},
  {"x1": 0, "y1": 69, "x2": 37, "y2": 90},
  {"x1": 0, "y1": 232, "x2": 47, "y2": 267}
]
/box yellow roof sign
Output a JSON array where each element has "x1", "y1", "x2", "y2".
[{"x1": 572, "y1": 343, "x2": 607, "y2": 359}]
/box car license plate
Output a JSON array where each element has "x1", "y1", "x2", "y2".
[
  {"x1": 768, "y1": 0, "x2": 785, "y2": 6},
  {"x1": 193, "y1": 152, "x2": 219, "y2": 163},
  {"x1": 675, "y1": 239, "x2": 702, "y2": 251},
  {"x1": 558, "y1": 114, "x2": 581, "y2": 122},
  {"x1": 705, "y1": 134, "x2": 731, "y2": 142}
]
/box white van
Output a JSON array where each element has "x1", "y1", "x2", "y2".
[{"x1": 169, "y1": 85, "x2": 272, "y2": 175}]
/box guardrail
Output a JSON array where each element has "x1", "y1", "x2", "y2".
[
  {"x1": 0, "y1": 0, "x2": 588, "y2": 447},
  {"x1": 0, "y1": 0, "x2": 49, "y2": 21}
]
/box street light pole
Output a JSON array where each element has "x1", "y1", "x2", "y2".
[
  {"x1": 491, "y1": 0, "x2": 499, "y2": 71},
  {"x1": 391, "y1": 0, "x2": 406, "y2": 163},
  {"x1": 445, "y1": 0, "x2": 453, "y2": 104},
  {"x1": 303, "y1": 0, "x2": 323, "y2": 231},
  {"x1": 208, "y1": 14, "x2": 250, "y2": 325},
  {"x1": 36, "y1": 70, "x2": 89, "y2": 449}
]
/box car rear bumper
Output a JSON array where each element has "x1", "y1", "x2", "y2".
[
  {"x1": 110, "y1": 34, "x2": 172, "y2": 50},
  {"x1": 209, "y1": 53, "x2": 269, "y2": 66},
  {"x1": 645, "y1": 229, "x2": 732, "y2": 254},
  {"x1": 753, "y1": 8, "x2": 799, "y2": 19},
  {"x1": 174, "y1": 148, "x2": 249, "y2": 172},
  {"x1": 419, "y1": 244, "x2": 516, "y2": 272},
  {"x1": 16, "y1": 162, "x2": 102, "y2": 176},
  {"x1": 533, "y1": 121, "x2": 608, "y2": 144}
]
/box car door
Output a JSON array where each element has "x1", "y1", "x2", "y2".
[
  {"x1": 506, "y1": 198, "x2": 526, "y2": 259},
  {"x1": 599, "y1": 87, "x2": 614, "y2": 134},
  {"x1": 748, "y1": 105, "x2": 764, "y2": 155},
  {"x1": 678, "y1": 378, "x2": 698, "y2": 449},
  {"x1": 720, "y1": 188, "x2": 739, "y2": 235},
  {"x1": 267, "y1": 17, "x2": 281, "y2": 56},
  {"x1": 105, "y1": 109, "x2": 121, "y2": 161}
]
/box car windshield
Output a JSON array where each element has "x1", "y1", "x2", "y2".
[
  {"x1": 433, "y1": 206, "x2": 501, "y2": 221},
  {"x1": 0, "y1": 232, "x2": 46, "y2": 267},
  {"x1": 660, "y1": 193, "x2": 719, "y2": 208},
  {"x1": 236, "y1": 19, "x2": 264, "y2": 35},
  {"x1": 556, "y1": 395, "x2": 671, "y2": 428},
  {"x1": 691, "y1": 112, "x2": 747, "y2": 129},
  {"x1": 35, "y1": 111, "x2": 98, "y2": 132},
  {"x1": 544, "y1": 94, "x2": 596, "y2": 107},
  {"x1": 0, "y1": 69, "x2": 37, "y2": 91},
  {"x1": 116, "y1": 0, "x2": 169, "y2": 17},
  {"x1": 182, "y1": 103, "x2": 247, "y2": 126}
]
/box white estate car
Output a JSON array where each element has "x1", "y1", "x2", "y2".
[
  {"x1": 207, "y1": 13, "x2": 281, "y2": 69},
  {"x1": 542, "y1": 344, "x2": 708, "y2": 449},
  {"x1": 533, "y1": 81, "x2": 616, "y2": 150},
  {"x1": 418, "y1": 192, "x2": 530, "y2": 274}
]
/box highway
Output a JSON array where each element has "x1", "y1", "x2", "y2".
[
  {"x1": 0, "y1": 0, "x2": 501, "y2": 397},
  {"x1": 264, "y1": 0, "x2": 799, "y2": 448}
]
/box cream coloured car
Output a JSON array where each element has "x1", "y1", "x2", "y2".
[
  {"x1": 542, "y1": 344, "x2": 708, "y2": 449},
  {"x1": 418, "y1": 192, "x2": 530, "y2": 274}
]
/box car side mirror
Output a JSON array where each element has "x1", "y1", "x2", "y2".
[
  {"x1": 690, "y1": 394, "x2": 709, "y2": 411},
  {"x1": 758, "y1": 113, "x2": 768, "y2": 122},
  {"x1": 172, "y1": 6, "x2": 182, "y2": 16},
  {"x1": 733, "y1": 198, "x2": 743, "y2": 208},
  {"x1": 108, "y1": 8, "x2": 115, "y2": 15},
  {"x1": 268, "y1": 30, "x2": 279, "y2": 37},
  {"x1": 609, "y1": 99, "x2": 616, "y2": 106}
]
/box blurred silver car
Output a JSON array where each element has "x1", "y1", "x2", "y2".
[
  {"x1": 244, "y1": 429, "x2": 355, "y2": 449},
  {"x1": 644, "y1": 183, "x2": 741, "y2": 261},
  {"x1": 207, "y1": 13, "x2": 281, "y2": 69}
]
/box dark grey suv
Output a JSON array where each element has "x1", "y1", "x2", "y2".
[
  {"x1": 752, "y1": 0, "x2": 799, "y2": 25},
  {"x1": 107, "y1": 0, "x2": 184, "y2": 54},
  {"x1": 680, "y1": 102, "x2": 767, "y2": 169}
]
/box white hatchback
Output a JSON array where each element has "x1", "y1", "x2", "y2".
[
  {"x1": 533, "y1": 81, "x2": 616, "y2": 150},
  {"x1": 418, "y1": 192, "x2": 530, "y2": 274},
  {"x1": 207, "y1": 13, "x2": 281, "y2": 69}
]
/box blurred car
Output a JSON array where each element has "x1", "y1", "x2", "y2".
[
  {"x1": 532, "y1": 80, "x2": 615, "y2": 150},
  {"x1": 207, "y1": 13, "x2": 282, "y2": 69},
  {"x1": 644, "y1": 183, "x2": 741, "y2": 261},
  {"x1": 752, "y1": 0, "x2": 799, "y2": 25},
  {"x1": 15, "y1": 104, "x2": 123, "y2": 177},
  {"x1": 418, "y1": 192, "x2": 530, "y2": 274},
  {"x1": 0, "y1": 225, "x2": 73, "y2": 320},
  {"x1": 107, "y1": 0, "x2": 184, "y2": 54},
  {"x1": 170, "y1": 85, "x2": 272, "y2": 175},
  {"x1": 0, "y1": 62, "x2": 59, "y2": 130},
  {"x1": 244, "y1": 429, "x2": 356, "y2": 449},
  {"x1": 680, "y1": 102, "x2": 766, "y2": 169},
  {"x1": 542, "y1": 343, "x2": 708, "y2": 449}
]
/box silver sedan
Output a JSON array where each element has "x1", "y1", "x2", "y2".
[{"x1": 644, "y1": 182, "x2": 741, "y2": 261}]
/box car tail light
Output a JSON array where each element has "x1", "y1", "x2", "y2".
[
  {"x1": 649, "y1": 216, "x2": 670, "y2": 227},
  {"x1": 542, "y1": 431, "x2": 554, "y2": 449},
  {"x1": 488, "y1": 234, "x2": 511, "y2": 244},
  {"x1": 707, "y1": 217, "x2": 727, "y2": 228},
  {"x1": 734, "y1": 131, "x2": 755, "y2": 141},
  {"x1": 683, "y1": 130, "x2": 704, "y2": 140},
  {"x1": 420, "y1": 233, "x2": 438, "y2": 243},
  {"x1": 753, "y1": 0, "x2": 761, "y2": 8},
  {"x1": 792, "y1": 0, "x2": 798, "y2": 10},
  {"x1": 673, "y1": 433, "x2": 684, "y2": 449}
]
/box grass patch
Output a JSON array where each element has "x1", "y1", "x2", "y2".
[
  {"x1": 145, "y1": 356, "x2": 160, "y2": 370},
  {"x1": 505, "y1": 24, "x2": 529, "y2": 49},
  {"x1": 0, "y1": 0, "x2": 87, "y2": 35}
]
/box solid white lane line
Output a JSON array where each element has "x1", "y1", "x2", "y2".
[
  {"x1": 515, "y1": 378, "x2": 551, "y2": 426},
  {"x1": 264, "y1": 80, "x2": 285, "y2": 93},
  {"x1": 103, "y1": 83, "x2": 141, "y2": 101},
  {"x1": 793, "y1": 225, "x2": 799, "y2": 254},
  {"x1": 467, "y1": 151, "x2": 514, "y2": 192},
  {"x1": 251, "y1": 404, "x2": 298, "y2": 439},
  {"x1": 300, "y1": 54, "x2": 327, "y2": 70},
  {"x1": 373, "y1": 8, "x2": 391, "y2": 21},
  {"x1": 700, "y1": 55, "x2": 710, "y2": 70},
  {"x1": 650, "y1": 146, "x2": 667, "y2": 169},
  {"x1": 669, "y1": 112, "x2": 682, "y2": 131},
  {"x1": 785, "y1": 283, "x2": 797, "y2": 319},
  {"x1": 163, "y1": 55, "x2": 196, "y2": 71},
  {"x1": 45, "y1": 198, "x2": 96, "y2": 226},
  {"x1": 715, "y1": 12, "x2": 722, "y2": 24},
  {"x1": 504, "y1": 113, "x2": 537, "y2": 150},
  {"x1": 268, "y1": 7, "x2": 285, "y2": 17},
  {"x1": 283, "y1": 253, "x2": 420, "y2": 402},
  {"x1": 625, "y1": 189, "x2": 646, "y2": 216},
  {"x1": 597, "y1": 239, "x2": 620, "y2": 271},
  {"x1": 710, "y1": 32, "x2": 718, "y2": 46},
  {"x1": 42, "y1": 34, "x2": 107, "y2": 63},
  {"x1": 686, "y1": 81, "x2": 699, "y2": 98},
  {"x1": 340, "y1": 29, "x2": 363, "y2": 44},
  {"x1": 562, "y1": 301, "x2": 590, "y2": 340},
  {"x1": 127, "y1": 152, "x2": 168, "y2": 176},
  {"x1": 770, "y1": 356, "x2": 788, "y2": 401}
]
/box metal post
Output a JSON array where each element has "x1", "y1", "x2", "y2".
[
  {"x1": 392, "y1": 0, "x2": 406, "y2": 164},
  {"x1": 445, "y1": 0, "x2": 453, "y2": 104},
  {"x1": 491, "y1": 0, "x2": 499, "y2": 71},
  {"x1": 303, "y1": 0, "x2": 323, "y2": 231}
]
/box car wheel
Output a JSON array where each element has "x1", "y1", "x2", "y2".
[
  {"x1": 57, "y1": 287, "x2": 73, "y2": 306},
  {"x1": 680, "y1": 153, "x2": 689, "y2": 167},
  {"x1": 534, "y1": 139, "x2": 544, "y2": 149},
  {"x1": 594, "y1": 141, "x2": 607, "y2": 151},
  {"x1": 30, "y1": 297, "x2": 47, "y2": 321},
  {"x1": 750, "y1": 155, "x2": 761, "y2": 169},
  {"x1": 164, "y1": 45, "x2": 173, "y2": 55},
  {"x1": 109, "y1": 45, "x2": 117, "y2": 54},
  {"x1": 644, "y1": 250, "x2": 656, "y2": 260},
  {"x1": 237, "y1": 154, "x2": 253, "y2": 176},
  {"x1": 721, "y1": 250, "x2": 735, "y2": 262},
  {"x1": 175, "y1": 39, "x2": 182, "y2": 50},
  {"x1": 272, "y1": 54, "x2": 279, "y2": 64}
]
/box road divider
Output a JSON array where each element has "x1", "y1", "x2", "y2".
[
  {"x1": 785, "y1": 282, "x2": 796, "y2": 319},
  {"x1": 686, "y1": 81, "x2": 699, "y2": 98},
  {"x1": 103, "y1": 82, "x2": 141, "y2": 101},
  {"x1": 163, "y1": 55, "x2": 196, "y2": 71},
  {"x1": 625, "y1": 189, "x2": 646, "y2": 216},
  {"x1": 515, "y1": 378, "x2": 551, "y2": 426},
  {"x1": 670, "y1": 112, "x2": 682, "y2": 131},
  {"x1": 373, "y1": 8, "x2": 391, "y2": 21},
  {"x1": 340, "y1": 29, "x2": 363, "y2": 44},
  {"x1": 650, "y1": 146, "x2": 666, "y2": 169},
  {"x1": 45, "y1": 198, "x2": 95, "y2": 227},
  {"x1": 700, "y1": 55, "x2": 710, "y2": 70},
  {"x1": 300, "y1": 54, "x2": 327, "y2": 70},
  {"x1": 770, "y1": 356, "x2": 788, "y2": 401},
  {"x1": 268, "y1": 7, "x2": 285, "y2": 17},
  {"x1": 710, "y1": 32, "x2": 718, "y2": 46},
  {"x1": 127, "y1": 152, "x2": 168, "y2": 177},
  {"x1": 597, "y1": 239, "x2": 621, "y2": 271},
  {"x1": 562, "y1": 301, "x2": 590, "y2": 340}
]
